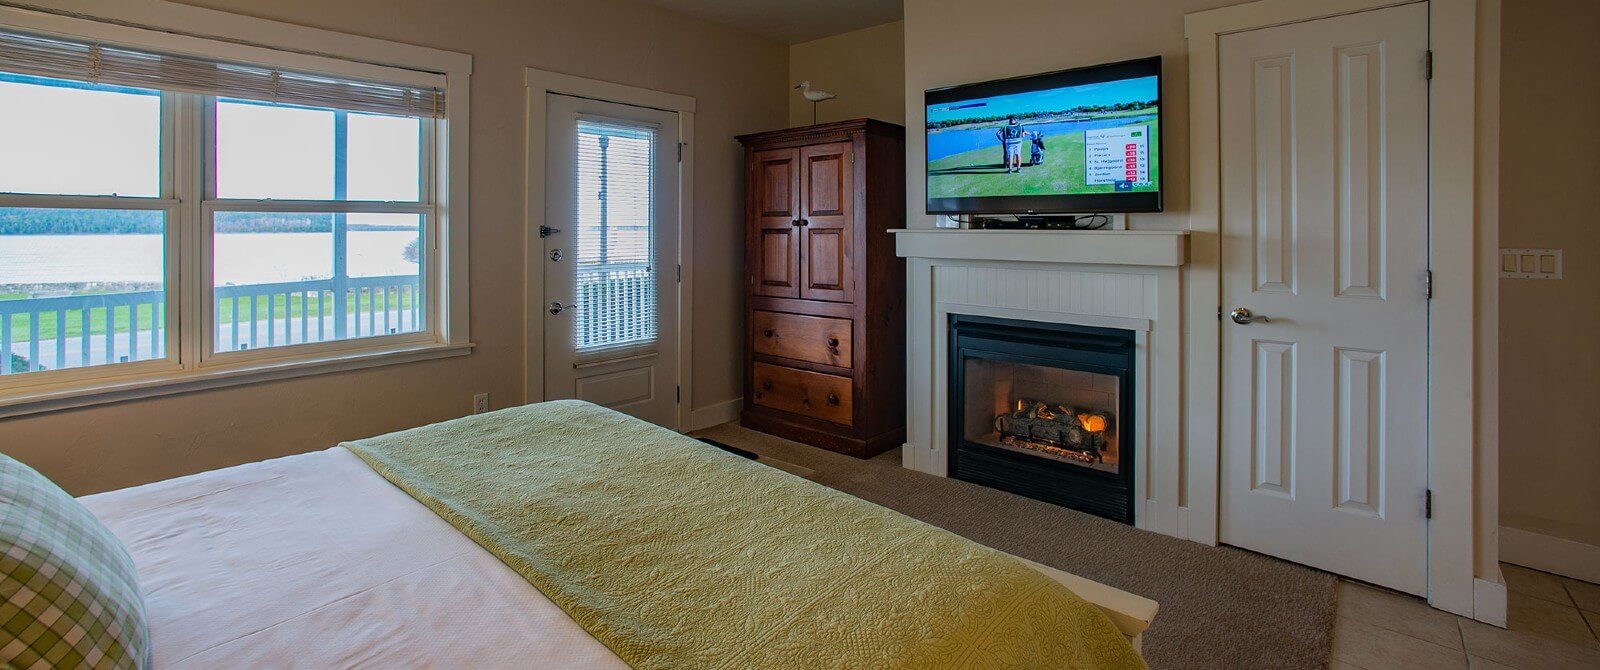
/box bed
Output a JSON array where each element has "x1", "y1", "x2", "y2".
[{"x1": 77, "y1": 400, "x2": 1156, "y2": 669}]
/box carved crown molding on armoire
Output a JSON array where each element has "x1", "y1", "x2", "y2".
[{"x1": 736, "y1": 119, "x2": 906, "y2": 458}]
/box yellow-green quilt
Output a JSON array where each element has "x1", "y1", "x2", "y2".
[{"x1": 345, "y1": 400, "x2": 1144, "y2": 670}]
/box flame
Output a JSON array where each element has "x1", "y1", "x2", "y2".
[{"x1": 1078, "y1": 413, "x2": 1107, "y2": 433}]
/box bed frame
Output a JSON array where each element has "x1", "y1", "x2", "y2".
[{"x1": 1012, "y1": 555, "x2": 1158, "y2": 652}]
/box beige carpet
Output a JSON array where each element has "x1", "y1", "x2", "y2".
[{"x1": 694, "y1": 423, "x2": 1337, "y2": 670}]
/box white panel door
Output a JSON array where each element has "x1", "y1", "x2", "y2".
[
  {"x1": 1219, "y1": 2, "x2": 1430, "y2": 594},
  {"x1": 544, "y1": 94, "x2": 680, "y2": 428}
]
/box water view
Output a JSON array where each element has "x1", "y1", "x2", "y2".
[{"x1": 0, "y1": 231, "x2": 419, "y2": 286}]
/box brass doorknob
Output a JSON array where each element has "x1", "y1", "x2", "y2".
[{"x1": 1229, "y1": 307, "x2": 1270, "y2": 325}]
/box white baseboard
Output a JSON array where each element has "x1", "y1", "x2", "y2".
[
  {"x1": 1500, "y1": 525, "x2": 1600, "y2": 584},
  {"x1": 1474, "y1": 575, "x2": 1508, "y2": 628},
  {"x1": 687, "y1": 398, "x2": 741, "y2": 432}
]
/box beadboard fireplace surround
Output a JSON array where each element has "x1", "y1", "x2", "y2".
[{"x1": 894, "y1": 229, "x2": 1192, "y2": 538}]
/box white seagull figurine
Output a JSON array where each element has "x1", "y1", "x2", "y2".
[{"x1": 794, "y1": 81, "x2": 836, "y2": 124}]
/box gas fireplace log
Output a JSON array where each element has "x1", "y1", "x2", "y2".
[{"x1": 994, "y1": 400, "x2": 1110, "y2": 453}]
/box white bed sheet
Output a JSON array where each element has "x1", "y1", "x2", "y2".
[{"x1": 79, "y1": 447, "x2": 630, "y2": 670}]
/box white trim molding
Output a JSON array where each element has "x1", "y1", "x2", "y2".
[
  {"x1": 1500, "y1": 526, "x2": 1600, "y2": 585},
  {"x1": 1474, "y1": 575, "x2": 1507, "y2": 628},
  {"x1": 1185, "y1": 0, "x2": 1485, "y2": 618},
  {"x1": 1, "y1": 343, "x2": 473, "y2": 419},
  {"x1": 687, "y1": 398, "x2": 742, "y2": 432},
  {"x1": 523, "y1": 68, "x2": 697, "y2": 431}
]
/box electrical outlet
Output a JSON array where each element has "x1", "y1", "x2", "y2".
[{"x1": 472, "y1": 393, "x2": 490, "y2": 414}]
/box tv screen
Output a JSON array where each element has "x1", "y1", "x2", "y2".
[{"x1": 925, "y1": 57, "x2": 1162, "y2": 215}]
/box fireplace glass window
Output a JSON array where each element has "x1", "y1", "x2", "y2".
[{"x1": 962, "y1": 358, "x2": 1120, "y2": 474}]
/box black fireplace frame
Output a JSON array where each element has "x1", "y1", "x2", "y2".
[{"x1": 948, "y1": 314, "x2": 1137, "y2": 524}]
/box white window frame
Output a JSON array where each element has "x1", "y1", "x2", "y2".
[
  {"x1": 0, "y1": 88, "x2": 183, "y2": 385},
  {"x1": 197, "y1": 96, "x2": 440, "y2": 366},
  {"x1": 0, "y1": 0, "x2": 472, "y2": 418}
]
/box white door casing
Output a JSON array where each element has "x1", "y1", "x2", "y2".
[
  {"x1": 1218, "y1": 3, "x2": 1430, "y2": 594},
  {"x1": 542, "y1": 93, "x2": 681, "y2": 428}
]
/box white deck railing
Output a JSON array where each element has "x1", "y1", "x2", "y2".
[{"x1": 1, "y1": 274, "x2": 421, "y2": 375}]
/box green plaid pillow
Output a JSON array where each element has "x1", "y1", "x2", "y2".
[{"x1": 0, "y1": 453, "x2": 148, "y2": 669}]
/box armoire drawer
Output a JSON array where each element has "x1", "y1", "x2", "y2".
[
  {"x1": 751, "y1": 310, "x2": 852, "y2": 368},
  {"x1": 752, "y1": 362, "x2": 853, "y2": 426}
]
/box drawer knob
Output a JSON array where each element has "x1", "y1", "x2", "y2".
[
  {"x1": 761, "y1": 380, "x2": 772, "y2": 390},
  {"x1": 826, "y1": 336, "x2": 839, "y2": 348},
  {"x1": 826, "y1": 393, "x2": 840, "y2": 406},
  {"x1": 763, "y1": 328, "x2": 775, "y2": 338}
]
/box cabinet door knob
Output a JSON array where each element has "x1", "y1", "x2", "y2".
[
  {"x1": 796, "y1": 218, "x2": 809, "y2": 227},
  {"x1": 792, "y1": 219, "x2": 801, "y2": 227}
]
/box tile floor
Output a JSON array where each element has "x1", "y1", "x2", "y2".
[{"x1": 1333, "y1": 564, "x2": 1600, "y2": 669}]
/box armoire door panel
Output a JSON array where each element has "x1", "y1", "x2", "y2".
[
  {"x1": 799, "y1": 142, "x2": 853, "y2": 302},
  {"x1": 752, "y1": 148, "x2": 800, "y2": 298}
]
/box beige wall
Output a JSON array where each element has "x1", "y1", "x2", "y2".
[
  {"x1": 1497, "y1": 0, "x2": 1600, "y2": 548},
  {"x1": 0, "y1": 0, "x2": 786, "y2": 495},
  {"x1": 788, "y1": 21, "x2": 905, "y2": 127}
]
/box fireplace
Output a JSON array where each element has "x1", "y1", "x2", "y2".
[{"x1": 948, "y1": 315, "x2": 1136, "y2": 524}]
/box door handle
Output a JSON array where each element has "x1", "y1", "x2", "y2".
[
  {"x1": 549, "y1": 301, "x2": 569, "y2": 315},
  {"x1": 1229, "y1": 307, "x2": 1270, "y2": 325}
]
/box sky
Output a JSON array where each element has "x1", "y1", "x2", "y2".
[
  {"x1": 0, "y1": 73, "x2": 420, "y2": 202},
  {"x1": 927, "y1": 75, "x2": 1158, "y2": 124}
]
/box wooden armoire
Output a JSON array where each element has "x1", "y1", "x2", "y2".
[{"x1": 736, "y1": 119, "x2": 906, "y2": 458}]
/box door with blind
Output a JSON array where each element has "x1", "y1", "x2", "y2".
[{"x1": 543, "y1": 94, "x2": 681, "y2": 428}]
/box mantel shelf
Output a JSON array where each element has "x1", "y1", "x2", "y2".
[{"x1": 891, "y1": 229, "x2": 1189, "y2": 267}]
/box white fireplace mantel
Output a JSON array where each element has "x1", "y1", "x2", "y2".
[
  {"x1": 891, "y1": 229, "x2": 1189, "y2": 267},
  {"x1": 894, "y1": 228, "x2": 1194, "y2": 540}
]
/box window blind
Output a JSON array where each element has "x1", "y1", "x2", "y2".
[
  {"x1": 0, "y1": 29, "x2": 444, "y2": 118},
  {"x1": 572, "y1": 119, "x2": 656, "y2": 352}
]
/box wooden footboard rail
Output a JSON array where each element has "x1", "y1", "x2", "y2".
[{"x1": 1012, "y1": 555, "x2": 1159, "y2": 653}]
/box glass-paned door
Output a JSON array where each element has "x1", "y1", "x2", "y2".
[{"x1": 542, "y1": 94, "x2": 680, "y2": 428}]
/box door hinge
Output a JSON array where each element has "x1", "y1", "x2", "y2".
[
  {"x1": 675, "y1": 385, "x2": 681, "y2": 403},
  {"x1": 1425, "y1": 489, "x2": 1433, "y2": 519},
  {"x1": 677, "y1": 142, "x2": 685, "y2": 162},
  {"x1": 1425, "y1": 50, "x2": 1434, "y2": 80},
  {"x1": 676, "y1": 264, "x2": 682, "y2": 283},
  {"x1": 1426, "y1": 270, "x2": 1433, "y2": 300}
]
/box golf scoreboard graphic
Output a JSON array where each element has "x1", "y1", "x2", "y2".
[{"x1": 1085, "y1": 126, "x2": 1151, "y2": 191}]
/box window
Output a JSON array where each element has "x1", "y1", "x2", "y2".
[
  {"x1": 0, "y1": 14, "x2": 468, "y2": 411},
  {"x1": 207, "y1": 100, "x2": 429, "y2": 354},
  {"x1": 573, "y1": 120, "x2": 656, "y2": 352},
  {"x1": 0, "y1": 75, "x2": 173, "y2": 376}
]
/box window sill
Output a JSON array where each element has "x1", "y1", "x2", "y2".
[{"x1": 0, "y1": 341, "x2": 474, "y2": 420}]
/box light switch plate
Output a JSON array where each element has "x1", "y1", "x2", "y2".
[{"x1": 1500, "y1": 248, "x2": 1562, "y2": 279}]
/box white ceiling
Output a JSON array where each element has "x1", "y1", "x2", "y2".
[{"x1": 632, "y1": 0, "x2": 902, "y2": 44}]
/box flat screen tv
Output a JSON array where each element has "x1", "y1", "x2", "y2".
[{"x1": 925, "y1": 56, "x2": 1162, "y2": 215}]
